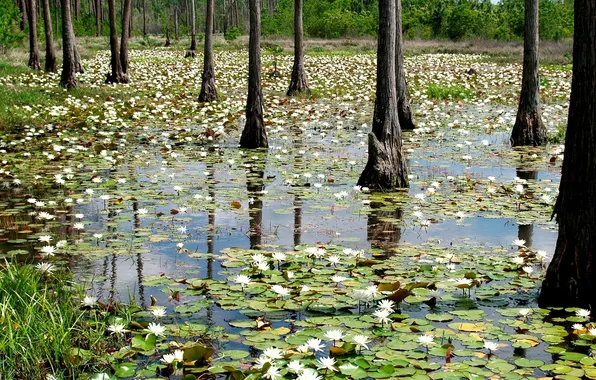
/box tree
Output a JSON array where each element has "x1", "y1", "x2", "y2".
[
  {"x1": 357, "y1": 0, "x2": 408, "y2": 191},
  {"x1": 120, "y1": 0, "x2": 132, "y2": 77},
  {"x1": 395, "y1": 0, "x2": 414, "y2": 130},
  {"x1": 239, "y1": 0, "x2": 268, "y2": 149},
  {"x1": 26, "y1": 0, "x2": 41, "y2": 69},
  {"x1": 41, "y1": 0, "x2": 56, "y2": 72},
  {"x1": 510, "y1": 0, "x2": 546, "y2": 146},
  {"x1": 186, "y1": 0, "x2": 197, "y2": 56},
  {"x1": 59, "y1": 0, "x2": 78, "y2": 88},
  {"x1": 286, "y1": 0, "x2": 309, "y2": 96},
  {"x1": 198, "y1": 0, "x2": 218, "y2": 102},
  {"x1": 95, "y1": 0, "x2": 101, "y2": 36},
  {"x1": 538, "y1": 0, "x2": 596, "y2": 309},
  {"x1": 106, "y1": 0, "x2": 127, "y2": 83}
]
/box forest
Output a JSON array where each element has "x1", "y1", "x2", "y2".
[{"x1": 0, "y1": 0, "x2": 595, "y2": 378}]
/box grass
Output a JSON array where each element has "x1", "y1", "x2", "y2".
[
  {"x1": 0, "y1": 263, "x2": 105, "y2": 379},
  {"x1": 425, "y1": 84, "x2": 475, "y2": 101}
]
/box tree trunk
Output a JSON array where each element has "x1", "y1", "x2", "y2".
[
  {"x1": 74, "y1": 0, "x2": 79, "y2": 18},
  {"x1": 74, "y1": 42, "x2": 85, "y2": 73},
  {"x1": 240, "y1": 0, "x2": 268, "y2": 149},
  {"x1": 175, "y1": 8, "x2": 179, "y2": 39},
  {"x1": 27, "y1": 0, "x2": 41, "y2": 70},
  {"x1": 286, "y1": 0, "x2": 309, "y2": 96},
  {"x1": 142, "y1": 0, "x2": 146, "y2": 36},
  {"x1": 358, "y1": 0, "x2": 408, "y2": 191},
  {"x1": 95, "y1": 0, "x2": 101, "y2": 36},
  {"x1": 60, "y1": 0, "x2": 78, "y2": 88},
  {"x1": 395, "y1": 0, "x2": 414, "y2": 130},
  {"x1": 198, "y1": 0, "x2": 218, "y2": 102},
  {"x1": 511, "y1": 0, "x2": 547, "y2": 146},
  {"x1": 120, "y1": 0, "x2": 132, "y2": 79},
  {"x1": 42, "y1": 0, "x2": 56, "y2": 72},
  {"x1": 538, "y1": 0, "x2": 596, "y2": 309},
  {"x1": 19, "y1": 0, "x2": 27, "y2": 30},
  {"x1": 106, "y1": 0, "x2": 126, "y2": 83},
  {"x1": 189, "y1": 0, "x2": 197, "y2": 51}
]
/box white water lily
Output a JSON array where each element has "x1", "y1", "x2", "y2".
[
  {"x1": 108, "y1": 323, "x2": 127, "y2": 335},
  {"x1": 147, "y1": 322, "x2": 166, "y2": 337},
  {"x1": 324, "y1": 329, "x2": 344, "y2": 342},
  {"x1": 418, "y1": 334, "x2": 435, "y2": 347},
  {"x1": 271, "y1": 285, "x2": 290, "y2": 297},
  {"x1": 316, "y1": 356, "x2": 337, "y2": 372},
  {"x1": 373, "y1": 308, "x2": 392, "y2": 325},
  {"x1": 352, "y1": 335, "x2": 370, "y2": 350},
  {"x1": 152, "y1": 307, "x2": 167, "y2": 318},
  {"x1": 287, "y1": 360, "x2": 305, "y2": 374},
  {"x1": 378, "y1": 299, "x2": 395, "y2": 313},
  {"x1": 518, "y1": 308, "x2": 532, "y2": 317},
  {"x1": 36, "y1": 262, "x2": 55, "y2": 274},
  {"x1": 522, "y1": 266, "x2": 534, "y2": 275},
  {"x1": 576, "y1": 309, "x2": 591, "y2": 318},
  {"x1": 512, "y1": 239, "x2": 526, "y2": 247},
  {"x1": 511, "y1": 257, "x2": 525, "y2": 265},
  {"x1": 484, "y1": 341, "x2": 500, "y2": 352},
  {"x1": 263, "y1": 365, "x2": 282, "y2": 380},
  {"x1": 306, "y1": 337, "x2": 324, "y2": 352},
  {"x1": 262, "y1": 347, "x2": 284, "y2": 360},
  {"x1": 82, "y1": 295, "x2": 97, "y2": 307},
  {"x1": 234, "y1": 274, "x2": 251, "y2": 287},
  {"x1": 297, "y1": 368, "x2": 322, "y2": 380}
]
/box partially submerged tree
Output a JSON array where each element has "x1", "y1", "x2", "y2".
[
  {"x1": 185, "y1": 0, "x2": 197, "y2": 57},
  {"x1": 395, "y1": 0, "x2": 414, "y2": 130},
  {"x1": 41, "y1": 0, "x2": 56, "y2": 72},
  {"x1": 198, "y1": 0, "x2": 218, "y2": 102},
  {"x1": 106, "y1": 0, "x2": 127, "y2": 83},
  {"x1": 59, "y1": 0, "x2": 78, "y2": 88},
  {"x1": 27, "y1": 0, "x2": 41, "y2": 69},
  {"x1": 239, "y1": 0, "x2": 268, "y2": 149},
  {"x1": 510, "y1": 0, "x2": 546, "y2": 146},
  {"x1": 357, "y1": 0, "x2": 408, "y2": 190},
  {"x1": 286, "y1": 0, "x2": 309, "y2": 96},
  {"x1": 538, "y1": 0, "x2": 596, "y2": 309}
]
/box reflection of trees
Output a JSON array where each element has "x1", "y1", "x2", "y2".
[
  {"x1": 246, "y1": 163, "x2": 265, "y2": 250},
  {"x1": 367, "y1": 201, "x2": 402, "y2": 257},
  {"x1": 133, "y1": 200, "x2": 146, "y2": 308},
  {"x1": 293, "y1": 193, "x2": 303, "y2": 246},
  {"x1": 518, "y1": 223, "x2": 534, "y2": 249},
  {"x1": 207, "y1": 162, "x2": 216, "y2": 280},
  {"x1": 516, "y1": 168, "x2": 538, "y2": 181}
]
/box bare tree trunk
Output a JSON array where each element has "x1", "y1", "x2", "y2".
[
  {"x1": 175, "y1": 8, "x2": 179, "y2": 39},
  {"x1": 74, "y1": 43, "x2": 84, "y2": 73},
  {"x1": 106, "y1": 0, "x2": 125, "y2": 82},
  {"x1": 358, "y1": 0, "x2": 408, "y2": 191},
  {"x1": 60, "y1": 0, "x2": 78, "y2": 88},
  {"x1": 511, "y1": 0, "x2": 546, "y2": 146},
  {"x1": 189, "y1": 0, "x2": 197, "y2": 52},
  {"x1": 199, "y1": 0, "x2": 218, "y2": 102},
  {"x1": 27, "y1": 0, "x2": 41, "y2": 69},
  {"x1": 539, "y1": 0, "x2": 596, "y2": 309},
  {"x1": 19, "y1": 0, "x2": 27, "y2": 31},
  {"x1": 120, "y1": 0, "x2": 132, "y2": 78},
  {"x1": 395, "y1": 0, "x2": 414, "y2": 130},
  {"x1": 286, "y1": 0, "x2": 309, "y2": 96},
  {"x1": 95, "y1": 0, "x2": 101, "y2": 36},
  {"x1": 142, "y1": 0, "x2": 146, "y2": 36},
  {"x1": 74, "y1": 0, "x2": 79, "y2": 18},
  {"x1": 240, "y1": 0, "x2": 268, "y2": 149},
  {"x1": 42, "y1": 0, "x2": 56, "y2": 72}
]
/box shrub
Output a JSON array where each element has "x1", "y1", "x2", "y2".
[
  {"x1": 0, "y1": 0, "x2": 25, "y2": 53},
  {"x1": 224, "y1": 27, "x2": 241, "y2": 41}
]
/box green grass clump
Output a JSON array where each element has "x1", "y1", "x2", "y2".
[
  {"x1": 426, "y1": 84, "x2": 475, "y2": 100},
  {"x1": 0, "y1": 263, "x2": 103, "y2": 379}
]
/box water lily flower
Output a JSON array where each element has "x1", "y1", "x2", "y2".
[
  {"x1": 576, "y1": 309, "x2": 591, "y2": 318},
  {"x1": 589, "y1": 329, "x2": 596, "y2": 336},
  {"x1": 272, "y1": 252, "x2": 286, "y2": 261},
  {"x1": 161, "y1": 352, "x2": 177, "y2": 364},
  {"x1": 454, "y1": 278, "x2": 473, "y2": 287},
  {"x1": 147, "y1": 322, "x2": 166, "y2": 337},
  {"x1": 511, "y1": 257, "x2": 525, "y2": 265},
  {"x1": 234, "y1": 274, "x2": 251, "y2": 288},
  {"x1": 306, "y1": 337, "x2": 324, "y2": 352},
  {"x1": 352, "y1": 335, "x2": 370, "y2": 350},
  {"x1": 297, "y1": 368, "x2": 322, "y2": 380},
  {"x1": 512, "y1": 239, "x2": 526, "y2": 247},
  {"x1": 373, "y1": 308, "x2": 392, "y2": 326},
  {"x1": 522, "y1": 266, "x2": 534, "y2": 275},
  {"x1": 518, "y1": 308, "x2": 532, "y2": 318},
  {"x1": 36, "y1": 262, "x2": 55, "y2": 274},
  {"x1": 378, "y1": 299, "x2": 395, "y2": 313},
  {"x1": 418, "y1": 334, "x2": 435, "y2": 347},
  {"x1": 271, "y1": 285, "x2": 290, "y2": 297},
  {"x1": 263, "y1": 365, "x2": 282, "y2": 380},
  {"x1": 324, "y1": 329, "x2": 344, "y2": 342},
  {"x1": 152, "y1": 307, "x2": 167, "y2": 318},
  {"x1": 38, "y1": 235, "x2": 52, "y2": 243},
  {"x1": 82, "y1": 295, "x2": 97, "y2": 307},
  {"x1": 262, "y1": 347, "x2": 284, "y2": 360},
  {"x1": 254, "y1": 355, "x2": 272, "y2": 369},
  {"x1": 484, "y1": 340, "x2": 500, "y2": 353},
  {"x1": 331, "y1": 274, "x2": 348, "y2": 284},
  {"x1": 287, "y1": 360, "x2": 305, "y2": 374},
  {"x1": 108, "y1": 323, "x2": 127, "y2": 335},
  {"x1": 572, "y1": 323, "x2": 584, "y2": 331},
  {"x1": 40, "y1": 245, "x2": 57, "y2": 257},
  {"x1": 316, "y1": 356, "x2": 337, "y2": 372}
]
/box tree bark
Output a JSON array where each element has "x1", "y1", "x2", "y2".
[
  {"x1": 106, "y1": 0, "x2": 126, "y2": 83},
  {"x1": 41, "y1": 0, "x2": 56, "y2": 72},
  {"x1": 511, "y1": 0, "x2": 547, "y2": 146},
  {"x1": 198, "y1": 0, "x2": 218, "y2": 102},
  {"x1": 142, "y1": 0, "x2": 147, "y2": 36},
  {"x1": 95, "y1": 0, "x2": 101, "y2": 36},
  {"x1": 74, "y1": 42, "x2": 85, "y2": 73},
  {"x1": 395, "y1": 0, "x2": 414, "y2": 130},
  {"x1": 60, "y1": 0, "x2": 78, "y2": 88},
  {"x1": 27, "y1": 0, "x2": 41, "y2": 70},
  {"x1": 189, "y1": 0, "x2": 197, "y2": 52},
  {"x1": 175, "y1": 8, "x2": 179, "y2": 39},
  {"x1": 358, "y1": 0, "x2": 408, "y2": 191},
  {"x1": 19, "y1": 0, "x2": 27, "y2": 31},
  {"x1": 538, "y1": 0, "x2": 596, "y2": 309},
  {"x1": 120, "y1": 0, "x2": 132, "y2": 78},
  {"x1": 74, "y1": 0, "x2": 79, "y2": 18},
  {"x1": 286, "y1": 0, "x2": 309, "y2": 96},
  {"x1": 240, "y1": 0, "x2": 268, "y2": 149}
]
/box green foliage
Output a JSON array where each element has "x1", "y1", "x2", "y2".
[
  {"x1": 224, "y1": 27, "x2": 241, "y2": 41},
  {"x1": 0, "y1": 264, "x2": 103, "y2": 378},
  {"x1": 0, "y1": 0, "x2": 25, "y2": 53},
  {"x1": 426, "y1": 84, "x2": 475, "y2": 100}
]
